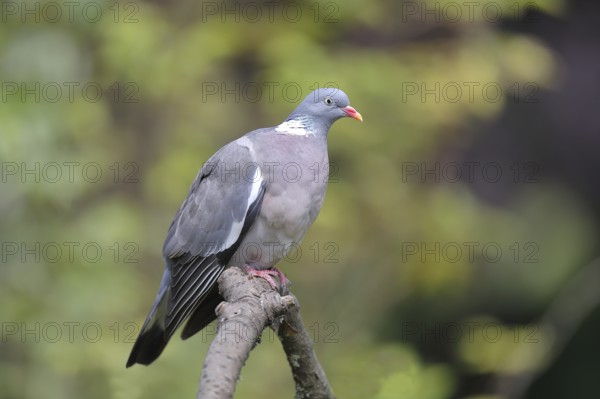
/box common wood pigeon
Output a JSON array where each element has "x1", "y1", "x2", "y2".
[{"x1": 127, "y1": 88, "x2": 362, "y2": 367}]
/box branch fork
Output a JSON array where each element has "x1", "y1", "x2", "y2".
[{"x1": 197, "y1": 267, "x2": 334, "y2": 399}]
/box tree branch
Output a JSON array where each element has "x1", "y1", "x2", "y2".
[
  {"x1": 197, "y1": 267, "x2": 334, "y2": 399},
  {"x1": 278, "y1": 298, "x2": 335, "y2": 399}
]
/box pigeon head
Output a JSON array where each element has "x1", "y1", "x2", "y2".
[{"x1": 281, "y1": 88, "x2": 363, "y2": 135}]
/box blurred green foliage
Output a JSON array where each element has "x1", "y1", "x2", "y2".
[{"x1": 1, "y1": 0, "x2": 597, "y2": 398}]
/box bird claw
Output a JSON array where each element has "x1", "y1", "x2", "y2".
[{"x1": 243, "y1": 265, "x2": 289, "y2": 292}]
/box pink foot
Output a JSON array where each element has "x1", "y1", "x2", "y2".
[{"x1": 243, "y1": 265, "x2": 288, "y2": 290}]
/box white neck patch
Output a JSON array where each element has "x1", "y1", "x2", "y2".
[{"x1": 275, "y1": 119, "x2": 314, "y2": 136}]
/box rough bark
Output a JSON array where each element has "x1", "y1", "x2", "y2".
[
  {"x1": 197, "y1": 267, "x2": 334, "y2": 399},
  {"x1": 278, "y1": 301, "x2": 335, "y2": 399}
]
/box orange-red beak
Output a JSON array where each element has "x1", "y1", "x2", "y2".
[{"x1": 343, "y1": 106, "x2": 363, "y2": 122}]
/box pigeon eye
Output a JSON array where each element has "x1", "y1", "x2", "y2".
[{"x1": 324, "y1": 97, "x2": 333, "y2": 106}]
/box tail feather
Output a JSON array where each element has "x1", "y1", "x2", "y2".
[
  {"x1": 126, "y1": 268, "x2": 225, "y2": 366},
  {"x1": 127, "y1": 256, "x2": 229, "y2": 367},
  {"x1": 126, "y1": 271, "x2": 171, "y2": 367},
  {"x1": 126, "y1": 321, "x2": 167, "y2": 367}
]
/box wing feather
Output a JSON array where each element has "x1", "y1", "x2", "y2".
[{"x1": 161, "y1": 140, "x2": 265, "y2": 339}]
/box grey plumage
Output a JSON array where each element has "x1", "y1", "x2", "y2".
[{"x1": 127, "y1": 88, "x2": 362, "y2": 367}]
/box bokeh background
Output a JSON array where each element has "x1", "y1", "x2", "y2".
[{"x1": 1, "y1": 0, "x2": 599, "y2": 398}]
